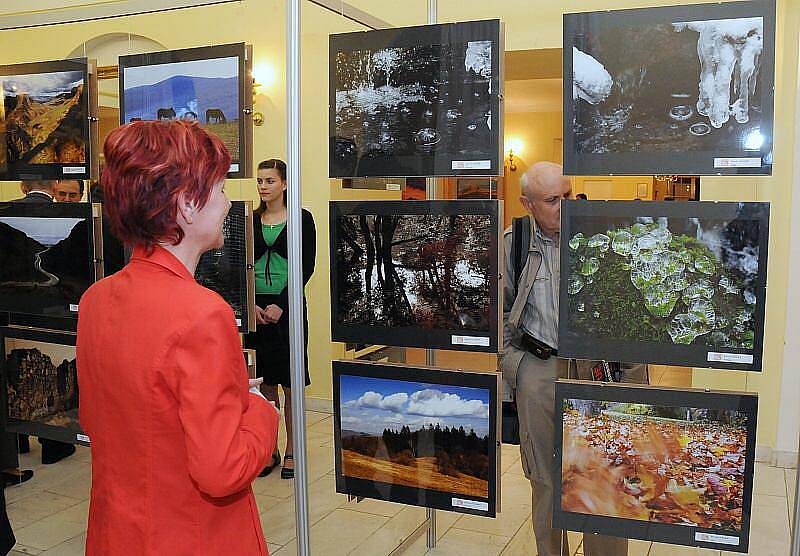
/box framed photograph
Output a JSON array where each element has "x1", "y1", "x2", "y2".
[
  {"x1": 330, "y1": 19, "x2": 503, "y2": 178},
  {"x1": 0, "y1": 58, "x2": 96, "y2": 180},
  {"x1": 456, "y1": 178, "x2": 499, "y2": 199},
  {"x1": 1, "y1": 327, "x2": 88, "y2": 446},
  {"x1": 119, "y1": 43, "x2": 253, "y2": 178},
  {"x1": 0, "y1": 202, "x2": 102, "y2": 321},
  {"x1": 243, "y1": 348, "x2": 256, "y2": 379},
  {"x1": 559, "y1": 200, "x2": 769, "y2": 370},
  {"x1": 193, "y1": 200, "x2": 255, "y2": 332},
  {"x1": 554, "y1": 380, "x2": 757, "y2": 553},
  {"x1": 330, "y1": 200, "x2": 501, "y2": 352},
  {"x1": 333, "y1": 360, "x2": 500, "y2": 517},
  {"x1": 564, "y1": 0, "x2": 776, "y2": 175}
]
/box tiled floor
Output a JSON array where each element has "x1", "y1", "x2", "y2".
[{"x1": 4, "y1": 367, "x2": 796, "y2": 555}]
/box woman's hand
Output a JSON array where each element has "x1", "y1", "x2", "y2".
[
  {"x1": 264, "y1": 304, "x2": 284, "y2": 323},
  {"x1": 255, "y1": 305, "x2": 269, "y2": 325}
]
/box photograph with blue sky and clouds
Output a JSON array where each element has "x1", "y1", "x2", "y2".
[{"x1": 339, "y1": 374, "x2": 490, "y2": 437}]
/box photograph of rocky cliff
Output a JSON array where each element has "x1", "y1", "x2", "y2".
[
  {"x1": 1, "y1": 67, "x2": 88, "y2": 178},
  {"x1": 3, "y1": 337, "x2": 80, "y2": 435},
  {"x1": 330, "y1": 20, "x2": 500, "y2": 177},
  {"x1": 0, "y1": 211, "x2": 93, "y2": 316},
  {"x1": 565, "y1": 1, "x2": 775, "y2": 175}
]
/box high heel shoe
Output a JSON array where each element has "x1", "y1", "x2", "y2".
[{"x1": 259, "y1": 450, "x2": 281, "y2": 477}]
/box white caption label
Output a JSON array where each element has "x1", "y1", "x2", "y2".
[
  {"x1": 714, "y1": 157, "x2": 761, "y2": 168},
  {"x1": 385, "y1": 183, "x2": 401, "y2": 191},
  {"x1": 62, "y1": 166, "x2": 86, "y2": 175},
  {"x1": 229, "y1": 163, "x2": 240, "y2": 173},
  {"x1": 69, "y1": 304, "x2": 79, "y2": 312},
  {"x1": 452, "y1": 335, "x2": 490, "y2": 347},
  {"x1": 452, "y1": 498, "x2": 488, "y2": 511},
  {"x1": 695, "y1": 532, "x2": 739, "y2": 546},
  {"x1": 708, "y1": 352, "x2": 754, "y2": 364},
  {"x1": 76, "y1": 433, "x2": 90, "y2": 443},
  {"x1": 452, "y1": 160, "x2": 491, "y2": 170}
]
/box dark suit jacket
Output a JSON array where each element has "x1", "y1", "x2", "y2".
[{"x1": 13, "y1": 191, "x2": 54, "y2": 203}]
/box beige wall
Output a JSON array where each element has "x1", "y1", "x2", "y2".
[{"x1": 1, "y1": 0, "x2": 798, "y2": 454}]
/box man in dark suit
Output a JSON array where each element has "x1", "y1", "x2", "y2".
[
  {"x1": 9, "y1": 180, "x2": 77, "y2": 466},
  {"x1": 13, "y1": 179, "x2": 55, "y2": 203}
]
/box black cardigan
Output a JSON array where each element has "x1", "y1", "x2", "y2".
[{"x1": 253, "y1": 207, "x2": 316, "y2": 311}]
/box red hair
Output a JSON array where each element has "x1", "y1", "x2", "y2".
[{"x1": 102, "y1": 120, "x2": 231, "y2": 249}]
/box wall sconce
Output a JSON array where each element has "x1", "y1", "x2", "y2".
[
  {"x1": 251, "y1": 61, "x2": 277, "y2": 127},
  {"x1": 505, "y1": 137, "x2": 524, "y2": 172},
  {"x1": 508, "y1": 149, "x2": 517, "y2": 172}
]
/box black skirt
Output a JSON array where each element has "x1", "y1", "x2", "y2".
[{"x1": 244, "y1": 293, "x2": 311, "y2": 388}]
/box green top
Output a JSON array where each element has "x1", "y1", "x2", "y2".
[{"x1": 254, "y1": 222, "x2": 288, "y2": 295}]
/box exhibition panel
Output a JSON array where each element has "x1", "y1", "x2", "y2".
[
  {"x1": 1, "y1": 326, "x2": 87, "y2": 446},
  {"x1": 333, "y1": 360, "x2": 500, "y2": 518},
  {"x1": 0, "y1": 58, "x2": 94, "y2": 181},
  {"x1": 329, "y1": 200, "x2": 501, "y2": 352},
  {"x1": 194, "y1": 200, "x2": 256, "y2": 333},
  {"x1": 329, "y1": 19, "x2": 503, "y2": 178},
  {"x1": 118, "y1": 43, "x2": 253, "y2": 178},
  {"x1": 554, "y1": 380, "x2": 757, "y2": 553},
  {"x1": 121, "y1": 200, "x2": 256, "y2": 332},
  {"x1": 558, "y1": 200, "x2": 769, "y2": 371},
  {"x1": 564, "y1": 0, "x2": 776, "y2": 176},
  {"x1": 0, "y1": 202, "x2": 101, "y2": 321}
]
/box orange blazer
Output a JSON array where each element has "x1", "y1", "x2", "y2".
[{"x1": 77, "y1": 245, "x2": 279, "y2": 555}]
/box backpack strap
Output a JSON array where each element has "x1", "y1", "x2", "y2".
[{"x1": 511, "y1": 215, "x2": 531, "y2": 290}]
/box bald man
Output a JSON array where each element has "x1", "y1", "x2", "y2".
[{"x1": 501, "y1": 162, "x2": 628, "y2": 556}]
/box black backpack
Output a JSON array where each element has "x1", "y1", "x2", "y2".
[{"x1": 501, "y1": 215, "x2": 531, "y2": 445}]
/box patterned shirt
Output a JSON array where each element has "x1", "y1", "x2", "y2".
[{"x1": 520, "y1": 226, "x2": 560, "y2": 349}]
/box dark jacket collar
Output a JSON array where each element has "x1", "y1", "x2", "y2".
[
  {"x1": 130, "y1": 244, "x2": 195, "y2": 281},
  {"x1": 28, "y1": 190, "x2": 54, "y2": 199}
]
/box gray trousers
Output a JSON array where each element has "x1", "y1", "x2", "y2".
[{"x1": 513, "y1": 348, "x2": 645, "y2": 556}]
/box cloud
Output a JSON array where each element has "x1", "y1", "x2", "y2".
[
  {"x1": 353, "y1": 391, "x2": 409, "y2": 412},
  {"x1": 406, "y1": 389, "x2": 489, "y2": 418},
  {"x1": 345, "y1": 388, "x2": 489, "y2": 421}
]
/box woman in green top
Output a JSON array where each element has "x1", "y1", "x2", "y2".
[{"x1": 244, "y1": 159, "x2": 316, "y2": 479}]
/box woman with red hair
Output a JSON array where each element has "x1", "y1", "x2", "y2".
[{"x1": 76, "y1": 120, "x2": 279, "y2": 555}]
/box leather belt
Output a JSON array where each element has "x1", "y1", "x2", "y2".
[{"x1": 519, "y1": 333, "x2": 557, "y2": 360}]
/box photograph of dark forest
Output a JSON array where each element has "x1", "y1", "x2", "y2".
[
  {"x1": 339, "y1": 373, "x2": 491, "y2": 498},
  {"x1": 333, "y1": 209, "x2": 492, "y2": 333}
]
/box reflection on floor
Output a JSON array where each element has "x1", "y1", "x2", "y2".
[{"x1": 4, "y1": 368, "x2": 793, "y2": 555}]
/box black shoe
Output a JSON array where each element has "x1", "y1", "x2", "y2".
[
  {"x1": 280, "y1": 454, "x2": 294, "y2": 480},
  {"x1": 41, "y1": 442, "x2": 76, "y2": 465},
  {"x1": 258, "y1": 451, "x2": 281, "y2": 477},
  {"x1": 3, "y1": 469, "x2": 33, "y2": 487}
]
